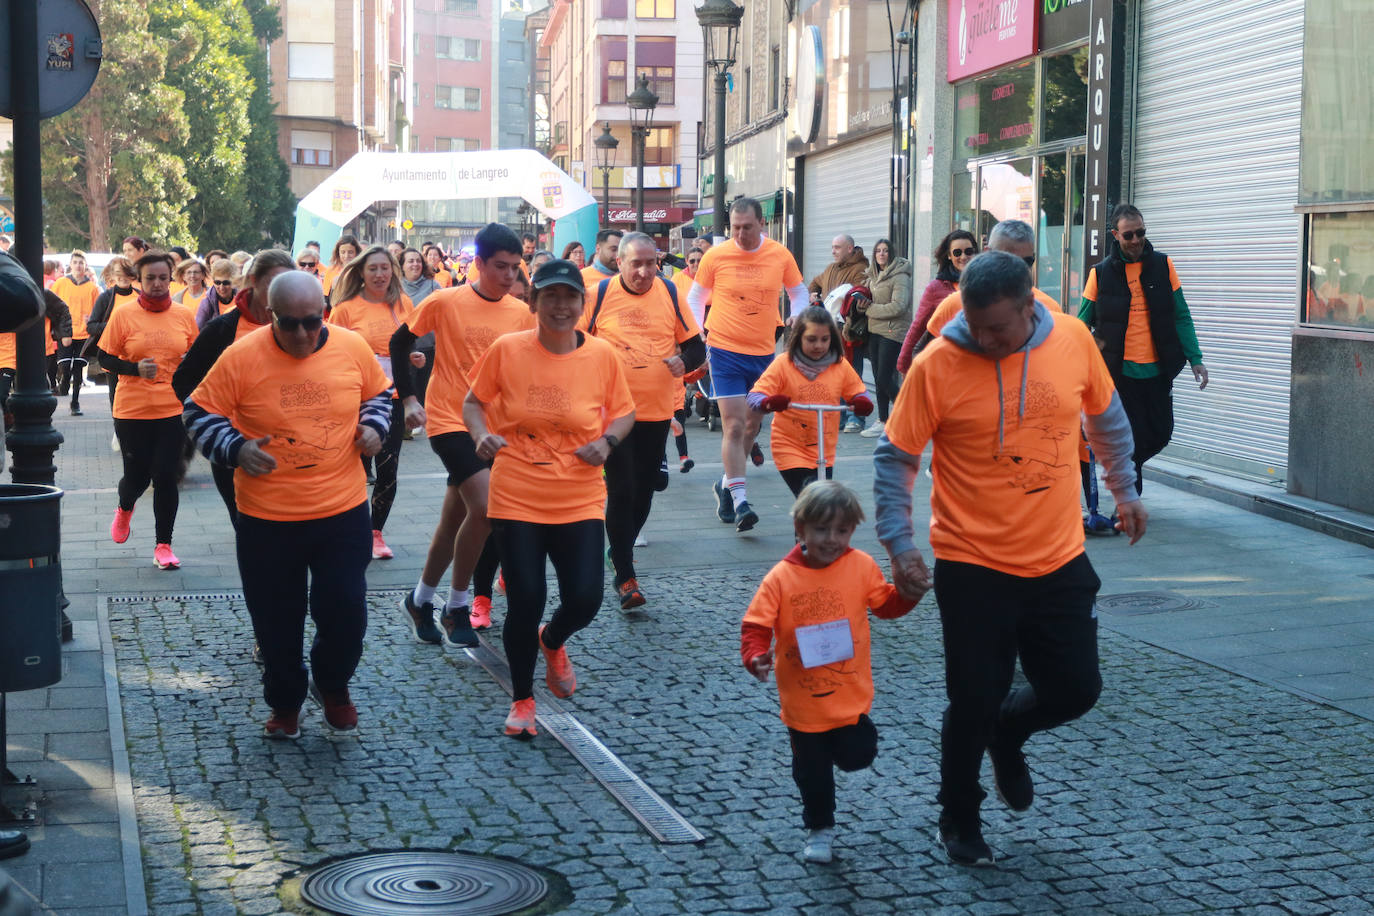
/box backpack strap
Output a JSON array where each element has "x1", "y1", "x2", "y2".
[
  {"x1": 661, "y1": 276, "x2": 690, "y2": 331},
  {"x1": 588, "y1": 277, "x2": 613, "y2": 335}
]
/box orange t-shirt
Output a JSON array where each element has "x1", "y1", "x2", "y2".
[
  {"x1": 694, "y1": 238, "x2": 803, "y2": 356},
  {"x1": 743, "y1": 548, "x2": 896, "y2": 732},
  {"x1": 926, "y1": 286, "x2": 1062, "y2": 338},
  {"x1": 217, "y1": 295, "x2": 237, "y2": 317},
  {"x1": 886, "y1": 311, "x2": 1116, "y2": 577},
  {"x1": 407, "y1": 284, "x2": 535, "y2": 436},
  {"x1": 580, "y1": 277, "x2": 701, "y2": 422},
  {"x1": 100, "y1": 304, "x2": 199, "y2": 420},
  {"x1": 328, "y1": 294, "x2": 415, "y2": 392},
  {"x1": 322, "y1": 265, "x2": 345, "y2": 297},
  {"x1": 0, "y1": 333, "x2": 14, "y2": 370},
  {"x1": 189, "y1": 325, "x2": 391, "y2": 522},
  {"x1": 1082, "y1": 260, "x2": 1182, "y2": 365},
  {"x1": 751, "y1": 355, "x2": 866, "y2": 471},
  {"x1": 51, "y1": 276, "x2": 99, "y2": 339},
  {"x1": 469, "y1": 330, "x2": 636, "y2": 525},
  {"x1": 44, "y1": 318, "x2": 56, "y2": 356},
  {"x1": 433, "y1": 269, "x2": 453, "y2": 288},
  {"x1": 108, "y1": 289, "x2": 139, "y2": 315},
  {"x1": 581, "y1": 264, "x2": 616, "y2": 289}
]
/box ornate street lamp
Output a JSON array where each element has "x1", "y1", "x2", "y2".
[
  {"x1": 593, "y1": 122, "x2": 620, "y2": 231},
  {"x1": 696, "y1": 0, "x2": 743, "y2": 240},
  {"x1": 626, "y1": 74, "x2": 660, "y2": 234}
]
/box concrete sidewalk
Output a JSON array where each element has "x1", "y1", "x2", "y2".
[{"x1": 2, "y1": 388, "x2": 1373, "y2": 912}]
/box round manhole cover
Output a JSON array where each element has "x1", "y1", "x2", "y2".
[
  {"x1": 300, "y1": 851, "x2": 548, "y2": 915},
  {"x1": 1096, "y1": 591, "x2": 1207, "y2": 615}
]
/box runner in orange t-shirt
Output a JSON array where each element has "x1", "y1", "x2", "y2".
[
  {"x1": 185, "y1": 271, "x2": 392, "y2": 739},
  {"x1": 741, "y1": 481, "x2": 915, "y2": 863},
  {"x1": 687, "y1": 197, "x2": 809, "y2": 532},
  {"x1": 322, "y1": 235, "x2": 360, "y2": 300},
  {"x1": 581, "y1": 232, "x2": 705, "y2": 610},
  {"x1": 98, "y1": 252, "x2": 199, "y2": 570},
  {"x1": 580, "y1": 229, "x2": 621, "y2": 289},
  {"x1": 390, "y1": 223, "x2": 536, "y2": 646},
  {"x1": 328, "y1": 245, "x2": 420, "y2": 561},
  {"x1": 872, "y1": 251, "x2": 1145, "y2": 867},
  {"x1": 85, "y1": 256, "x2": 139, "y2": 411},
  {"x1": 464, "y1": 257, "x2": 635, "y2": 738},
  {"x1": 52, "y1": 251, "x2": 100, "y2": 414}
]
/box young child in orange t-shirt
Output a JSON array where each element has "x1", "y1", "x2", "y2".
[{"x1": 740, "y1": 480, "x2": 915, "y2": 863}]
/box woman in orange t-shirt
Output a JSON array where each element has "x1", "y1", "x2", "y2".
[
  {"x1": 424, "y1": 245, "x2": 453, "y2": 288},
  {"x1": 463, "y1": 258, "x2": 636, "y2": 739},
  {"x1": 322, "y1": 235, "x2": 360, "y2": 299},
  {"x1": 99, "y1": 252, "x2": 199, "y2": 570},
  {"x1": 328, "y1": 245, "x2": 421, "y2": 560}
]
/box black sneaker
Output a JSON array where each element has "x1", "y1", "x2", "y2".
[
  {"x1": 713, "y1": 480, "x2": 736, "y2": 524},
  {"x1": 401, "y1": 593, "x2": 444, "y2": 645},
  {"x1": 440, "y1": 609, "x2": 479, "y2": 648},
  {"x1": 655, "y1": 458, "x2": 670, "y2": 492},
  {"x1": 988, "y1": 737, "x2": 1034, "y2": 812},
  {"x1": 938, "y1": 811, "x2": 995, "y2": 867},
  {"x1": 70, "y1": 405, "x2": 83, "y2": 416},
  {"x1": 735, "y1": 501, "x2": 759, "y2": 532}
]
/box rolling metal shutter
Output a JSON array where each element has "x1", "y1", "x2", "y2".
[
  {"x1": 800, "y1": 132, "x2": 892, "y2": 284},
  {"x1": 1129, "y1": 0, "x2": 1304, "y2": 476}
]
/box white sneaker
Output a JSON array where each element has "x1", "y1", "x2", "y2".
[
  {"x1": 633, "y1": 534, "x2": 648, "y2": 547},
  {"x1": 842, "y1": 419, "x2": 862, "y2": 434},
  {"x1": 803, "y1": 828, "x2": 834, "y2": 863},
  {"x1": 859, "y1": 420, "x2": 885, "y2": 438}
]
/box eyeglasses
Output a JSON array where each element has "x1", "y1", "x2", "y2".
[
  {"x1": 271, "y1": 313, "x2": 324, "y2": 332},
  {"x1": 212, "y1": 279, "x2": 234, "y2": 286},
  {"x1": 1117, "y1": 228, "x2": 1147, "y2": 241},
  {"x1": 950, "y1": 247, "x2": 976, "y2": 258}
]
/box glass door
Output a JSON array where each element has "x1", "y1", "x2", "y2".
[{"x1": 1064, "y1": 151, "x2": 1086, "y2": 307}]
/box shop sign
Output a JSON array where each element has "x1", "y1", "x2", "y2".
[
  {"x1": 1083, "y1": 0, "x2": 1124, "y2": 274},
  {"x1": 947, "y1": 0, "x2": 1037, "y2": 82},
  {"x1": 607, "y1": 207, "x2": 692, "y2": 224},
  {"x1": 1041, "y1": 0, "x2": 1090, "y2": 50}
]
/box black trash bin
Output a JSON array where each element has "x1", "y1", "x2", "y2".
[{"x1": 0, "y1": 484, "x2": 63, "y2": 692}]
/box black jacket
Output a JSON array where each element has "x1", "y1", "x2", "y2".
[
  {"x1": 173, "y1": 308, "x2": 258, "y2": 402},
  {"x1": 41, "y1": 290, "x2": 72, "y2": 342},
  {"x1": 82, "y1": 285, "x2": 134, "y2": 354},
  {"x1": 1088, "y1": 241, "x2": 1185, "y2": 382}
]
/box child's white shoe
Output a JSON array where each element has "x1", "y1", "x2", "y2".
[{"x1": 803, "y1": 827, "x2": 834, "y2": 863}]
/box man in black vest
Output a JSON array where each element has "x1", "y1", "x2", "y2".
[{"x1": 1078, "y1": 204, "x2": 1209, "y2": 498}]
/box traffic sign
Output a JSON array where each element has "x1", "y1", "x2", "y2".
[{"x1": 0, "y1": 0, "x2": 103, "y2": 119}]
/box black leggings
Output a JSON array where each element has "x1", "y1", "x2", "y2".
[
  {"x1": 603, "y1": 419, "x2": 670, "y2": 587},
  {"x1": 779, "y1": 465, "x2": 834, "y2": 498},
  {"x1": 57, "y1": 342, "x2": 88, "y2": 407},
  {"x1": 113, "y1": 415, "x2": 185, "y2": 544},
  {"x1": 370, "y1": 399, "x2": 405, "y2": 531},
  {"x1": 472, "y1": 536, "x2": 501, "y2": 599},
  {"x1": 211, "y1": 461, "x2": 237, "y2": 529},
  {"x1": 492, "y1": 518, "x2": 604, "y2": 701},
  {"x1": 789, "y1": 715, "x2": 879, "y2": 829},
  {"x1": 867, "y1": 335, "x2": 902, "y2": 422}
]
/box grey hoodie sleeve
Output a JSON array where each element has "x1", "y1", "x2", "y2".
[
  {"x1": 1083, "y1": 392, "x2": 1139, "y2": 505},
  {"x1": 873, "y1": 434, "x2": 923, "y2": 557}
]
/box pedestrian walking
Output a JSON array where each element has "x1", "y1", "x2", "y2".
[
  {"x1": 424, "y1": 245, "x2": 454, "y2": 288},
  {"x1": 184, "y1": 271, "x2": 393, "y2": 738},
  {"x1": 322, "y1": 236, "x2": 360, "y2": 300},
  {"x1": 195, "y1": 259, "x2": 239, "y2": 329},
  {"x1": 399, "y1": 248, "x2": 440, "y2": 407},
  {"x1": 898, "y1": 230, "x2": 977, "y2": 374},
  {"x1": 808, "y1": 234, "x2": 870, "y2": 433},
  {"x1": 749, "y1": 306, "x2": 871, "y2": 496},
  {"x1": 860, "y1": 238, "x2": 912, "y2": 439},
  {"x1": 51, "y1": 250, "x2": 99, "y2": 415},
  {"x1": 873, "y1": 251, "x2": 1146, "y2": 866},
  {"x1": 741, "y1": 480, "x2": 916, "y2": 863},
  {"x1": 581, "y1": 229, "x2": 622, "y2": 287},
  {"x1": 463, "y1": 258, "x2": 635, "y2": 737},
  {"x1": 100, "y1": 252, "x2": 199, "y2": 569}
]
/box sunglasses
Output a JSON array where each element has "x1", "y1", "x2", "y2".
[
  {"x1": 298, "y1": 260, "x2": 318, "y2": 268},
  {"x1": 272, "y1": 313, "x2": 324, "y2": 332},
  {"x1": 1117, "y1": 228, "x2": 1146, "y2": 241},
  {"x1": 950, "y1": 247, "x2": 976, "y2": 258},
  {"x1": 212, "y1": 279, "x2": 234, "y2": 286}
]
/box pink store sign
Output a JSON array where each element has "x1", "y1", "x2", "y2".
[{"x1": 947, "y1": 0, "x2": 1038, "y2": 82}]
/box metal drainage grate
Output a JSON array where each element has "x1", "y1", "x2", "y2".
[
  {"x1": 300, "y1": 851, "x2": 547, "y2": 915},
  {"x1": 1096, "y1": 591, "x2": 1212, "y2": 615}
]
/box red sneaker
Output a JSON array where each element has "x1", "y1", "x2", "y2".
[
  {"x1": 470, "y1": 595, "x2": 493, "y2": 629},
  {"x1": 371, "y1": 530, "x2": 393, "y2": 559},
  {"x1": 309, "y1": 681, "x2": 358, "y2": 731},
  {"x1": 153, "y1": 543, "x2": 179, "y2": 569},
  {"x1": 110, "y1": 506, "x2": 133, "y2": 544},
  {"x1": 504, "y1": 697, "x2": 537, "y2": 738},
  {"x1": 617, "y1": 578, "x2": 646, "y2": 610},
  {"x1": 264, "y1": 708, "x2": 301, "y2": 740},
  {"x1": 539, "y1": 624, "x2": 576, "y2": 698}
]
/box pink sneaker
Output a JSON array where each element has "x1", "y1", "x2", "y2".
[
  {"x1": 154, "y1": 543, "x2": 180, "y2": 569},
  {"x1": 110, "y1": 506, "x2": 133, "y2": 544},
  {"x1": 504, "y1": 698, "x2": 537, "y2": 738},
  {"x1": 539, "y1": 624, "x2": 576, "y2": 698},
  {"x1": 470, "y1": 595, "x2": 492, "y2": 629},
  {"x1": 371, "y1": 530, "x2": 393, "y2": 559}
]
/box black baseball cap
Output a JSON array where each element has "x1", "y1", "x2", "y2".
[{"x1": 531, "y1": 258, "x2": 586, "y2": 294}]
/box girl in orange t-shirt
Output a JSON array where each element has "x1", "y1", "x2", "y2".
[
  {"x1": 741, "y1": 481, "x2": 915, "y2": 863},
  {"x1": 322, "y1": 235, "x2": 361, "y2": 299},
  {"x1": 464, "y1": 258, "x2": 636, "y2": 739},
  {"x1": 328, "y1": 245, "x2": 420, "y2": 560},
  {"x1": 749, "y1": 306, "x2": 872, "y2": 497}
]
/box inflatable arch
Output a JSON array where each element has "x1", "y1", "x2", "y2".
[{"x1": 291, "y1": 150, "x2": 600, "y2": 258}]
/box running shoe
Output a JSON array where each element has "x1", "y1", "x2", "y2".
[
  {"x1": 470, "y1": 595, "x2": 493, "y2": 629},
  {"x1": 735, "y1": 501, "x2": 759, "y2": 532},
  {"x1": 504, "y1": 698, "x2": 537, "y2": 738},
  {"x1": 264, "y1": 708, "x2": 301, "y2": 740},
  {"x1": 309, "y1": 680, "x2": 358, "y2": 731},
  {"x1": 401, "y1": 593, "x2": 443, "y2": 645},
  {"x1": 154, "y1": 543, "x2": 180, "y2": 569},
  {"x1": 859, "y1": 419, "x2": 885, "y2": 439},
  {"x1": 750, "y1": 442, "x2": 765, "y2": 466},
  {"x1": 371, "y1": 530, "x2": 394, "y2": 559},
  {"x1": 679, "y1": 456, "x2": 694, "y2": 473},
  {"x1": 617, "y1": 578, "x2": 646, "y2": 610},
  {"x1": 988, "y1": 736, "x2": 1034, "y2": 812},
  {"x1": 1084, "y1": 512, "x2": 1118, "y2": 537},
  {"x1": 634, "y1": 533, "x2": 648, "y2": 547},
  {"x1": 803, "y1": 828, "x2": 834, "y2": 864},
  {"x1": 655, "y1": 459, "x2": 670, "y2": 492},
  {"x1": 539, "y1": 625, "x2": 577, "y2": 698},
  {"x1": 70, "y1": 405, "x2": 83, "y2": 416},
  {"x1": 843, "y1": 418, "x2": 863, "y2": 434},
  {"x1": 937, "y1": 811, "x2": 995, "y2": 867},
  {"x1": 440, "y1": 609, "x2": 480, "y2": 648},
  {"x1": 713, "y1": 480, "x2": 736, "y2": 524},
  {"x1": 110, "y1": 506, "x2": 133, "y2": 544}
]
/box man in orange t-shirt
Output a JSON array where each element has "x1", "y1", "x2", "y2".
[
  {"x1": 687, "y1": 197, "x2": 809, "y2": 531},
  {"x1": 583, "y1": 232, "x2": 705, "y2": 610},
  {"x1": 185, "y1": 271, "x2": 392, "y2": 739},
  {"x1": 389, "y1": 223, "x2": 535, "y2": 646},
  {"x1": 872, "y1": 251, "x2": 1147, "y2": 867},
  {"x1": 52, "y1": 250, "x2": 100, "y2": 414},
  {"x1": 580, "y1": 228, "x2": 621, "y2": 289}
]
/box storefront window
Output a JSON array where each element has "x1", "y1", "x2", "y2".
[
  {"x1": 1305, "y1": 211, "x2": 1374, "y2": 329},
  {"x1": 1299, "y1": 3, "x2": 1374, "y2": 204},
  {"x1": 953, "y1": 62, "x2": 1035, "y2": 160},
  {"x1": 1041, "y1": 47, "x2": 1089, "y2": 145}
]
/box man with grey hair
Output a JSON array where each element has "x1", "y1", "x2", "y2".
[
  {"x1": 806, "y1": 233, "x2": 871, "y2": 431},
  {"x1": 873, "y1": 250, "x2": 1145, "y2": 867}
]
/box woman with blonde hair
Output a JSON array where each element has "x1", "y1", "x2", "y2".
[
  {"x1": 173, "y1": 258, "x2": 209, "y2": 307},
  {"x1": 195, "y1": 258, "x2": 239, "y2": 328}
]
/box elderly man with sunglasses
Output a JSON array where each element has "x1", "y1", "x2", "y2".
[{"x1": 1078, "y1": 204, "x2": 1209, "y2": 498}]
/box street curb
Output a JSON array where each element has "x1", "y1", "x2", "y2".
[{"x1": 99, "y1": 595, "x2": 149, "y2": 916}]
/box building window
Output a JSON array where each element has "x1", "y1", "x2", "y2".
[
  {"x1": 436, "y1": 86, "x2": 481, "y2": 110},
  {"x1": 290, "y1": 130, "x2": 333, "y2": 166},
  {"x1": 445, "y1": 0, "x2": 479, "y2": 14},
  {"x1": 438, "y1": 137, "x2": 481, "y2": 151},
  {"x1": 635, "y1": 0, "x2": 674, "y2": 19},
  {"x1": 634, "y1": 37, "x2": 674, "y2": 105},
  {"x1": 601, "y1": 37, "x2": 627, "y2": 103},
  {"x1": 436, "y1": 37, "x2": 481, "y2": 61},
  {"x1": 287, "y1": 43, "x2": 333, "y2": 80},
  {"x1": 642, "y1": 126, "x2": 674, "y2": 166},
  {"x1": 1305, "y1": 212, "x2": 1374, "y2": 329},
  {"x1": 504, "y1": 87, "x2": 524, "y2": 105},
  {"x1": 505, "y1": 40, "x2": 525, "y2": 62},
  {"x1": 601, "y1": 0, "x2": 626, "y2": 18},
  {"x1": 769, "y1": 46, "x2": 780, "y2": 112}
]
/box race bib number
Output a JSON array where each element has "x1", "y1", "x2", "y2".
[{"x1": 795, "y1": 618, "x2": 854, "y2": 669}]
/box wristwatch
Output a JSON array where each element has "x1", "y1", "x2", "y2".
[{"x1": 603, "y1": 434, "x2": 620, "y2": 449}]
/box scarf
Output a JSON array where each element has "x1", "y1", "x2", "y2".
[
  {"x1": 138, "y1": 291, "x2": 172, "y2": 313},
  {"x1": 793, "y1": 350, "x2": 838, "y2": 381}
]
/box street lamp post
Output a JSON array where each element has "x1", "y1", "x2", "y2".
[
  {"x1": 626, "y1": 75, "x2": 659, "y2": 235},
  {"x1": 594, "y1": 122, "x2": 620, "y2": 231},
  {"x1": 696, "y1": 0, "x2": 744, "y2": 241}
]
